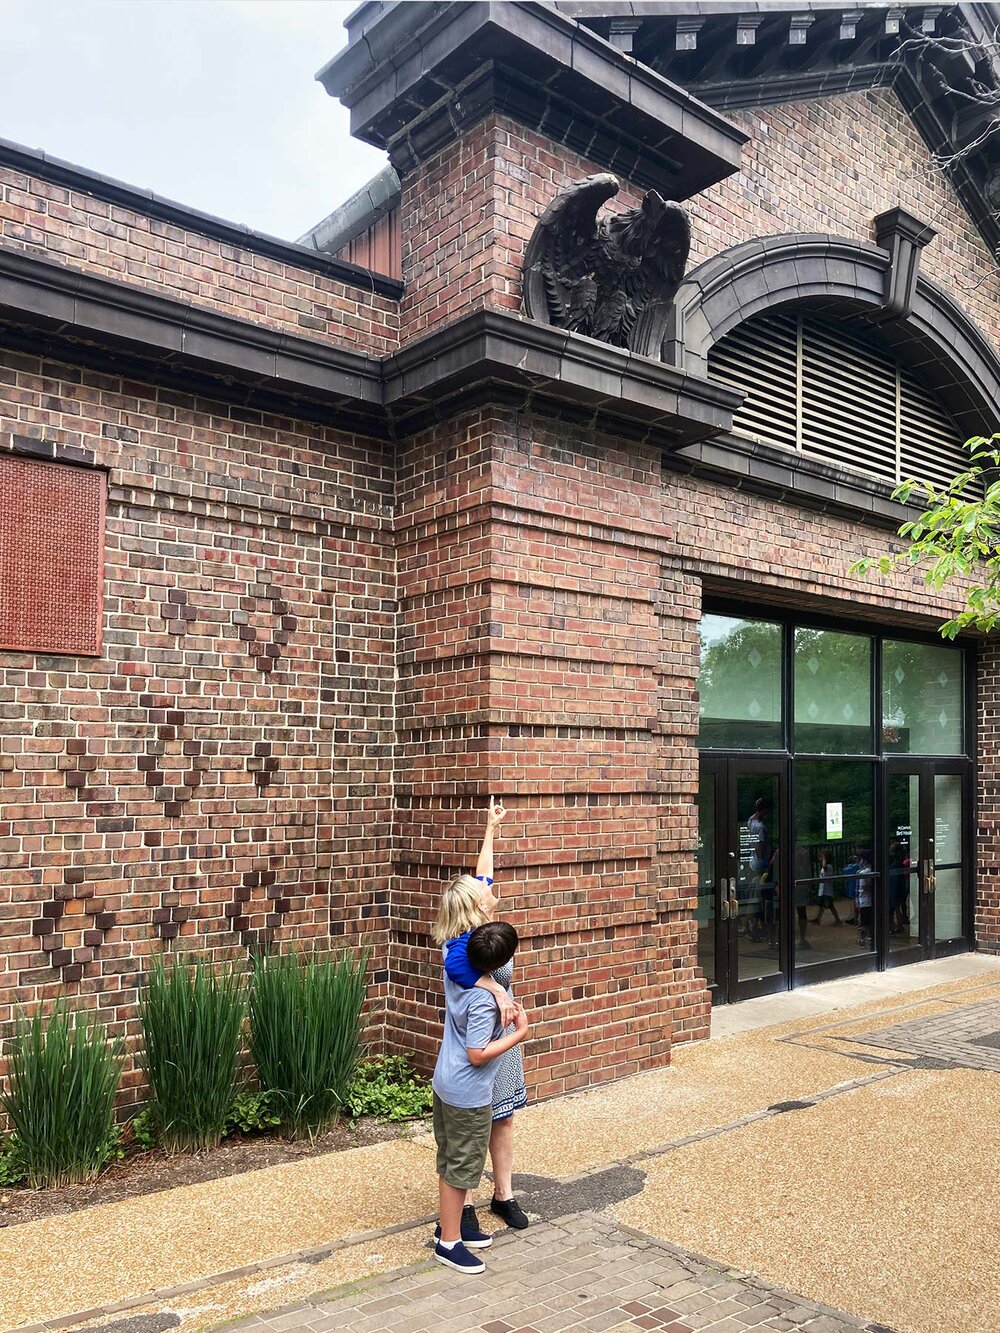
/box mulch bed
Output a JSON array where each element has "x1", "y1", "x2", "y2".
[{"x1": 0, "y1": 1116, "x2": 426, "y2": 1229}]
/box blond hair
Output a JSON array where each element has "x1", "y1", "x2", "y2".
[{"x1": 432, "y1": 873, "x2": 489, "y2": 945}]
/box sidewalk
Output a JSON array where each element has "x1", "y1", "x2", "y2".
[
  {"x1": 233, "y1": 1213, "x2": 885, "y2": 1333},
  {"x1": 6, "y1": 954, "x2": 1000, "y2": 1333}
]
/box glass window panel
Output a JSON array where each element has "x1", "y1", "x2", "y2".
[
  {"x1": 934, "y1": 866, "x2": 964, "y2": 941},
  {"x1": 933, "y1": 775, "x2": 963, "y2": 864},
  {"x1": 736, "y1": 773, "x2": 782, "y2": 981},
  {"x1": 882, "y1": 640, "x2": 964, "y2": 754},
  {"x1": 887, "y1": 772, "x2": 920, "y2": 953},
  {"x1": 699, "y1": 615, "x2": 782, "y2": 749},
  {"x1": 794, "y1": 628, "x2": 872, "y2": 754},
  {"x1": 793, "y1": 760, "x2": 876, "y2": 963}
]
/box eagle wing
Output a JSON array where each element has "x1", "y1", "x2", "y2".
[
  {"x1": 621, "y1": 196, "x2": 692, "y2": 357},
  {"x1": 522, "y1": 174, "x2": 620, "y2": 330},
  {"x1": 626, "y1": 197, "x2": 691, "y2": 310}
]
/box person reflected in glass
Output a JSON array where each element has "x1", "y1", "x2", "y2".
[
  {"x1": 855, "y1": 850, "x2": 875, "y2": 949},
  {"x1": 793, "y1": 843, "x2": 812, "y2": 950},
  {"x1": 812, "y1": 851, "x2": 843, "y2": 926},
  {"x1": 842, "y1": 846, "x2": 863, "y2": 926},
  {"x1": 747, "y1": 797, "x2": 775, "y2": 945}
]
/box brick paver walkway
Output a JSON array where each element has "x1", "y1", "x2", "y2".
[
  {"x1": 232, "y1": 1214, "x2": 887, "y2": 1333},
  {"x1": 852, "y1": 996, "x2": 1000, "y2": 1071}
]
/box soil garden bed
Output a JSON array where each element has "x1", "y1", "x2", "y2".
[{"x1": 0, "y1": 1115, "x2": 427, "y2": 1229}]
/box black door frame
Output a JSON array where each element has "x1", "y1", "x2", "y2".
[
  {"x1": 699, "y1": 598, "x2": 977, "y2": 1002},
  {"x1": 699, "y1": 754, "x2": 790, "y2": 1004},
  {"x1": 883, "y1": 757, "x2": 972, "y2": 966}
]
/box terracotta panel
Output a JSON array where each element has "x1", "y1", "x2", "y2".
[{"x1": 0, "y1": 454, "x2": 106, "y2": 655}]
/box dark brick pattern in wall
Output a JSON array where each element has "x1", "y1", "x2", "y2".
[{"x1": 0, "y1": 351, "x2": 396, "y2": 1107}]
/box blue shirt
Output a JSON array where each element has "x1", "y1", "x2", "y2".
[{"x1": 444, "y1": 931, "x2": 480, "y2": 988}]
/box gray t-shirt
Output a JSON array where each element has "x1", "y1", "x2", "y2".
[{"x1": 432, "y1": 967, "x2": 502, "y2": 1110}]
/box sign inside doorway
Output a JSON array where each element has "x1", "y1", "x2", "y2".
[{"x1": 826, "y1": 802, "x2": 843, "y2": 840}]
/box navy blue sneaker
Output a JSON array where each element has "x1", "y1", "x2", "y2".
[
  {"x1": 433, "y1": 1239, "x2": 486, "y2": 1274},
  {"x1": 434, "y1": 1204, "x2": 492, "y2": 1249}
]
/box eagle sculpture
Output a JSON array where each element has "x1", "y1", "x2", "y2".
[{"x1": 521, "y1": 174, "x2": 691, "y2": 360}]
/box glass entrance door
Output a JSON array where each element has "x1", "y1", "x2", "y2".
[
  {"x1": 698, "y1": 757, "x2": 789, "y2": 1003},
  {"x1": 885, "y1": 761, "x2": 969, "y2": 963}
]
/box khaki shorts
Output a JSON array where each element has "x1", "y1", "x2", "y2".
[{"x1": 432, "y1": 1093, "x2": 493, "y2": 1191}]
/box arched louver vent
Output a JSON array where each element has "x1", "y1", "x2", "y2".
[{"x1": 708, "y1": 312, "x2": 972, "y2": 490}]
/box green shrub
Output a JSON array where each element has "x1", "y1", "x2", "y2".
[
  {"x1": 0, "y1": 1138, "x2": 26, "y2": 1186},
  {"x1": 139, "y1": 957, "x2": 246, "y2": 1153},
  {"x1": 346, "y1": 1056, "x2": 432, "y2": 1122},
  {"x1": 130, "y1": 1107, "x2": 157, "y2": 1152},
  {"x1": 0, "y1": 1005, "x2": 122, "y2": 1188},
  {"x1": 249, "y1": 948, "x2": 369, "y2": 1139},
  {"x1": 226, "y1": 1089, "x2": 282, "y2": 1136}
]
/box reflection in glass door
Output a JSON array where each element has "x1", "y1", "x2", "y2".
[
  {"x1": 933, "y1": 773, "x2": 965, "y2": 945},
  {"x1": 697, "y1": 758, "x2": 788, "y2": 1003},
  {"x1": 734, "y1": 771, "x2": 784, "y2": 992},
  {"x1": 886, "y1": 770, "x2": 922, "y2": 961},
  {"x1": 885, "y1": 763, "x2": 967, "y2": 961}
]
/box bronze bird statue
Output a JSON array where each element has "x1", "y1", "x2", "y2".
[{"x1": 522, "y1": 173, "x2": 691, "y2": 360}]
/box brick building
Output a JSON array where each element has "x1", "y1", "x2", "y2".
[{"x1": 2, "y1": 1, "x2": 1000, "y2": 1106}]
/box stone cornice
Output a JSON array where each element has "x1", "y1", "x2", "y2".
[
  {"x1": 0, "y1": 247, "x2": 385, "y2": 417},
  {"x1": 669, "y1": 432, "x2": 920, "y2": 532},
  {"x1": 317, "y1": 1, "x2": 747, "y2": 197},
  {"x1": 0, "y1": 138, "x2": 404, "y2": 301},
  {"x1": 382, "y1": 309, "x2": 743, "y2": 443},
  {"x1": 0, "y1": 247, "x2": 740, "y2": 447}
]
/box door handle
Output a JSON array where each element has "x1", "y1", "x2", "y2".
[
  {"x1": 719, "y1": 879, "x2": 729, "y2": 920},
  {"x1": 728, "y1": 877, "x2": 739, "y2": 919}
]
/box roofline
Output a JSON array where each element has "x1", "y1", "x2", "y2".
[
  {"x1": 0, "y1": 138, "x2": 404, "y2": 302},
  {"x1": 297, "y1": 165, "x2": 400, "y2": 255}
]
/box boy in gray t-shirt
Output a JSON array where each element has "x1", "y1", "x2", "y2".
[{"x1": 431, "y1": 921, "x2": 529, "y2": 1275}]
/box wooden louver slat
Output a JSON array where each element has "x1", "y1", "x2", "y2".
[{"x1": 707, "y1": 311, "x2": 969, "y2": 492}]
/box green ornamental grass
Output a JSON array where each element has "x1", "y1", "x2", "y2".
[
  {"x1": 249, "y1": 948, "x2": 369, "y2": 1139},
  {"x1": 140, "y1": 957, "x2": 246, "y2": 1153},
  {"x1": 1, "y1": 1004, "x2": 122, "y2": 1188}
]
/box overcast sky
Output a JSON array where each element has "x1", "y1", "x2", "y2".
[{"x1": 0, "y1": 0, "x2": 388, "y2": 242}]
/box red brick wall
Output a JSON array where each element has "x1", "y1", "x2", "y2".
[
  {"x1": 388, "y1": 406, "x2": 675, "y2": 1093},
  {"x1": 2, "y1": 73, "x2": 998, "y2": 1119},
  {"x1": 380, "y1": 389, "x2": 989, "y2": 1091},
  {"x1": 0, "y1": 165, "x2": 400, "y2": 354},
  {"x1": 398, "y1": 117, "x2": 644, "y2": 342},
  {"x1": 398, "y1": 92, "x2": 1000, "y2": 357},
  {"x1": 691, "y1": 90, "x2": 1000, "y2": 353},
  {"x1": 0, "y1": 350, "x2": 396, "y2": 1105}
]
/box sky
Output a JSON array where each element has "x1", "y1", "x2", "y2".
[{"x1": 0, "y1": 0, "x2": 388, "y2": 242}]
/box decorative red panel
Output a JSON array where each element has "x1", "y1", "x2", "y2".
[{"x1": 0, "y1": 454, "x2": 106, "y2": 656}]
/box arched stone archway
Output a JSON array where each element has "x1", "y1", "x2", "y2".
[{"x1": 668, "y1": 233, "x2": 1000, "y2": 438}]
